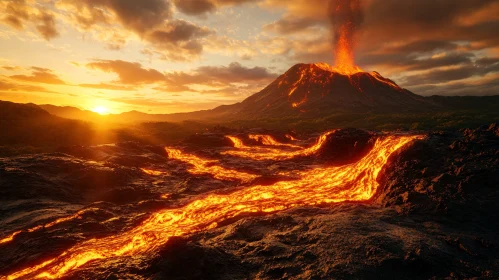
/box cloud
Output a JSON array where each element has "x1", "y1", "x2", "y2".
[
  {"x1": 36, "y1": 10, "x2": 59, "y2": 40},
  {"x1": 86, "y1": 60, "x2": 165, "y2": 84},
  {"x1": 56, "y1": 0, "x2": 213, "y2": 60},
  {"x1": 173, "y1": 0, "x2": 259, "y2": 16},
  {"x1": 401, "y1": 65, "x2": 478, "y2": 86},
  {"x1": 264, "y1": 16, "x2": 324, "y2": 34},
  {"x1": 146, "y1": 20, "x2": 212, "y2": 44},
  {"x1": 164, "y1": 62, "x2": 278, "y2": 87},
  {"x1": 144, "y1": 19, "x2": 213, "y2": 59},
  {"x1": 58, "y1": 0, "x2": 172, "y2": 33},
  {"x1": 9, "y1": 67, "x2": 66, "y2": 84},
  {"x1": 1, "y1": 0, "x2": 30, "y2": 30},
  {"x1": 0, "y1": 79, "x2": 49, "y2": 92},
  {"x1": 173, "y1": 0, "x2": 215, "y2": 15},
  {"x1": 78, "y1": 83, "x2": 136, "y2": 91},
  {"x1": 2, "y1": 66, "x2": 23, "y2": 71},
  {"x1": 409, "y1": 73, "x2": 499, "y2": 96},
  {"x1": 1, "y1": 0, "x2": 60, "y2": 40}
]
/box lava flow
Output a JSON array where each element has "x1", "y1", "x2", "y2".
[
  {"x1": 0, "y1": 208, "x2": 98, "y2": 245},
  {"x1": 223, "y1": 130, "x2": 337, "y2": 161},
  {"x1": 166, "y1": 147, "x2": 257, "y2": 182},
  {"x1": 5, "y1": 135, "x2": 420, "y2": 280},
  {"x1": 248, "y1": 134, "x2": 301, "y2": 148}
]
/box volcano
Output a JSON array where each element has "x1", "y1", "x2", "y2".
[{"x1": 200, "y1": 63, "x2": 437, "y2": 121}]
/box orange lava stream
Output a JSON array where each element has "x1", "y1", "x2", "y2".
[
  {"x1": 223, "y1": 130, "x2": 337, "y2": 161},
  {"x1": 331, "y1": 25, "x2": 363, "y2": 75},
  {"x1": 248, "y1": 135, "x2": 302, "y2": 149},
  {"x1": 140, "y1": 168, "x2": 167, "y2": 176},
  {"x1": 5, "y1": 135, "x2": 420, "y2": 280},
  {"x1": 285, "y1": 134, "x2": 298, "y2": 141},
  {"x1": 165, "y1": 147, "x2": 257, "y2": 182},
  {"x1": 0, "y1": 208, "x2": 98, "y2": 246}
]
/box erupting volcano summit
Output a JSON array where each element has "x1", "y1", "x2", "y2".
[{"x1": 203, "y1": 63, "x2": 435, "y2": 120}]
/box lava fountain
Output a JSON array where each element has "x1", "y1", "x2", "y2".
[
  {"x1": 5, "y1": 134, "x2": 421, "y2": 279},
  {"x1": 329, "y1": 0, "x2": 364, "y2": 75}
]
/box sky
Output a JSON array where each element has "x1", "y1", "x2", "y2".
[{"x1": 0, "y1": 0, "x2": 498, "y2": 114}]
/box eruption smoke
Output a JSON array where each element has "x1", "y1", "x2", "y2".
[{"x1": 328, "y1": 0, "x2": 364, "y2": 74}]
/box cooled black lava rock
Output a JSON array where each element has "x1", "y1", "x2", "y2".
[
  {"x1": 316, "y1": 128, "x2": 375, "y2": 163},
  {"x1": 182, "y1": 133, "x2": 234, "y2": 148}
]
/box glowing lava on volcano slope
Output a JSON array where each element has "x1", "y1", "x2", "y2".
[
  {"x1": 223, "y1": 130, "x2": 337, "y2": 161},
  {"x1": 5, "y1": 135, "x2": 420, "y2": 280}
]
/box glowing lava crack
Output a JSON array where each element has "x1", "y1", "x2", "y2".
[{"x1": 5, "y1": 134, "x2": 421, "y2": 280}]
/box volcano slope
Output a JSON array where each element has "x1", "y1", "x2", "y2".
[
  {"x1": 165, "y1": 63, "x2": 439, "y2": 122},
  {"x1": 0, "y1": 125, "x2": 498, "y2": 279}
]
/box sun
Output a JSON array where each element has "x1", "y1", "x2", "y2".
[{"x1": 90, "y1": 106, "x2": 110, "y2": 115}]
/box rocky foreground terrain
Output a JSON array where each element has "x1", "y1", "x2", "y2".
[{"x1": 0, "y1": 124, "x2": 498, "y2": 279}]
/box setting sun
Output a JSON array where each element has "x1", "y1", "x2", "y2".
[{"x1": 91, "y1": 106, "x2": 110, "y2": 115}]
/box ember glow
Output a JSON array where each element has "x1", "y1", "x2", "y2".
[{"x1": 6, "y1": 134, "x2": 420, "y2": 279}]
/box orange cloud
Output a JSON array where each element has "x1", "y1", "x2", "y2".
[
  {"x1": 0, "y1": 0, "x2": 60, "y2": 40},
  {"x1": 86, "y1": 60, "x2": 165, "y2": 85},
  {"x1": 0, "y1": 79, "x2": 49, "y2": 92},
  {"x1": 173, "y1": 0, "x2": 259, "y2": 15},
  {"x1": 9, "y1": 67, "x2": 66, "y2": 85}
]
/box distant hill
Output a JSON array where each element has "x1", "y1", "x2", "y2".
[
  {"x1": 38, "y1": 104, "x2": 101, "y2": 122},
  {"x1": 0, "y1": 101, "x2": 102, "y2": 147}
]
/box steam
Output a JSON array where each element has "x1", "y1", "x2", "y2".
[{"x1": 328, "y1": 0, "x2": 364, "y2": 69}]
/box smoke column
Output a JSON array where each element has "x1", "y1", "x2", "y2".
[{"x1": 328, "y1": 0, "x2": 364, "y2": 74}]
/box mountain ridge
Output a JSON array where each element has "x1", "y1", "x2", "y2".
[{"x1": 7, "y1": 63, "x2": 499, "y2": 123}]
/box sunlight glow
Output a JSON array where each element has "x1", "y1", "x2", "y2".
[{"x1": 91, "y1": 106, "x2": 110, "y2": 115}]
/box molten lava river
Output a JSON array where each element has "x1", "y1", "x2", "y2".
[{"x1": 3, "y1": 132, "x2": 421, "y2": 279}]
